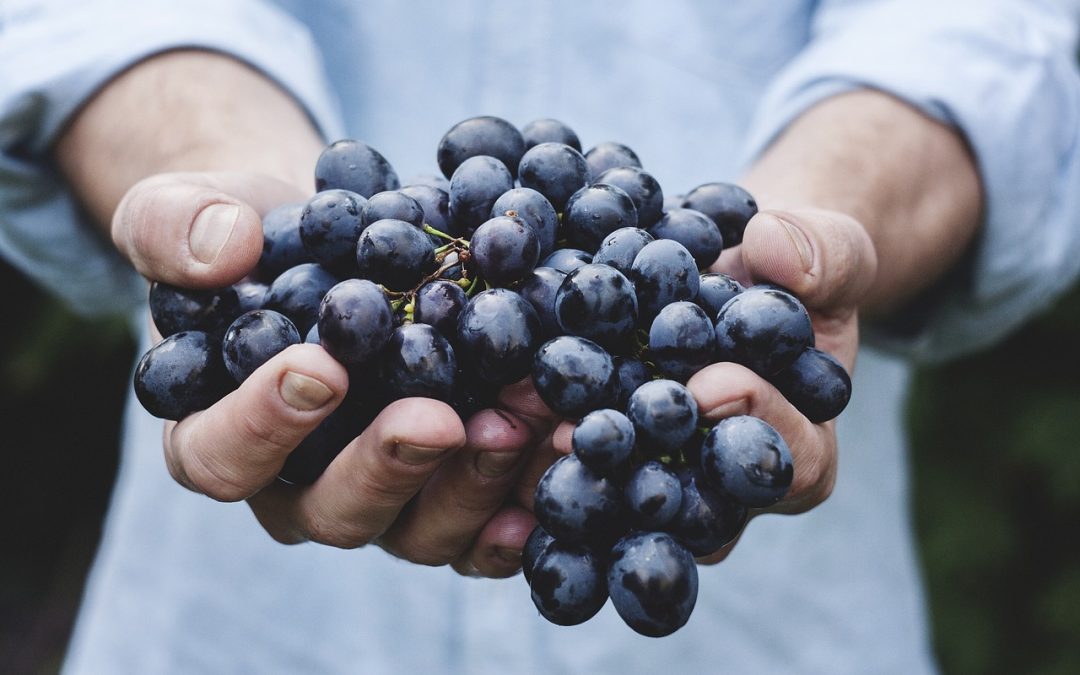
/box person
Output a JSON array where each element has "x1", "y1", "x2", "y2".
[{"x1": 2, "y1": 1, "x2": 1079, "y2": 672}]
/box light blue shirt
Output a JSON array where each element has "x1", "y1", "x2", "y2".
[{"x1": 2, "y1": 1, "x2": 1079, "y2": 673}]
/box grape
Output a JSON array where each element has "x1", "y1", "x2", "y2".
[
  {"x1": 572, "y1": 408, "x2": 636, "y2": 474},
  {"x1": 624, "y1": 461, "x2": 682, "y2": 529},
  {"x1": 713, "y1": 287, "x2": 813, "y2": 376},
  {"x1": 317, "y1": 279, "x2": 394, "y2": 366},
  {"x1": 584, "y1": 141, "x2": 642, "y2": 179},
  {"x1": 667, "y1": 467, "x2": 748, "y2": 556},
  {"x1": 630, "y1": 239, "x2": 701, "y2": 324},
  {"x1": 521, "y1": 118, "x2": 581, "y2": 151},
  {"x1": 696, "y1": 272, "x2": 744, "y2": 320},
  {"x1": 517, "y1": 266, "x2": 566, "y2": 338},
  {"x1": 626, "y1": 379, "x2": 699, "y2": 457},
  {"x1": 133, "y1": 331, "x2": 233, "y2": 420},
  {"x1": 258, "y1": 201, "x2": 312, "y2": 280},
  {"x1": 221, "y1": 309, "x2": 301, "y2": 383},
  {"x1": 540, "y1": 247, "x2": 592, "y2": 274},
  {"x1": 299, "y1": 189, "x2": 366, "y2": 275},
  {"x1": 532, "y1": 335, "x2": 617, "y2": 419},
  {"x1": 149, "y1": 281, "x2": 240, "y2": 338},
  {"x1": 530, "y1": 541, "x2": 608, "y2": 626},
  {"x1": 562, "y1": 184, "x2": 638, "y2": 252},
  {"x1": 554, "y1": 263, "x2": 638, "y2": 351},
  {"x1": 399, "y1": 184, "x2": 457, "y2": 238},
  {"x1": 279, "y1": 395, "x2": 375, "y2": 485},
  {"x1": 534, "y1": 454, "x2": 623, "y2": 544},
  {"x1": 456, "y1": 288, "x2": 543, "y2": 385},
  {"x1": 314, "y1": 139, "x2": 399, "y2": 197},
  {"x1": 594, "y1": 166, "x2": 664, "y2": 230},
  {"x1": 700, "y1": 416, "x2": 793, "y2": 508},
  {"x1": 413, "y1": 279, "x2": 468, "y2": 340},
  {"x1": 608, "y1": 531, "x2": 698, "y2": 637},
  {"x1": 517, "y1": 142, "x2": 590, "y2": 211},
  {"x1": 611, "y1": 357, "x2": 651, "y2": 410},
  {"x1": 522, "y1": 525, "x2": 555, "y2": 584},
  {"x1": 592, "y1": 227, "x2": 654, "y2": 276},
  {"x1": 648, "y1": 207, "x2": 723, "y2": 269},
  {"x1": 647, "y1": 301, "x2": 717, "y2": 382},
  {"x1": 404, "y1": 173, "x2": 451, "y2": 193},
  {"x1": 355, "y1": 218, "x2": 436, "y2": 292},
  {"x1": 263, "y1": 262, "x2": 338, "y2": 335},
  {"x1": 437, "y1": 115, "x2": 526, "y2": 179},
  {"x1": 681, "y1": 182, "x2": 757, "y2": 247},
  {"x1": 769, "y1": 346, "x2": 852, "y2": 423},
  {"x1": 448, "y1": 155, "x2": 515, "y2": 233},
  {"x1": 490, "y1": 187, "x2": 558, "y2": 258},
  {"x1": 233, "y1": 279, "x2": 268, "y2": 314},
  {"x1": 379, "y1": 323, "x2": 457, "y2": 402},
  {"x1": 361, "y1": 190, "x2": 425, "y2": 229},
  {"x1": 469, "y1": 215, "x2": 540, "y2": 286}
]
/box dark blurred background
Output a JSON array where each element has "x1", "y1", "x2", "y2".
[{"x1": 1, "y1": 253, "x2": 1079, "y2": 673}]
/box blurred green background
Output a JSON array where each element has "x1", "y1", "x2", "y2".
[{"x1": 1, "y1": 256, "x2": 1079, "y2": 674}]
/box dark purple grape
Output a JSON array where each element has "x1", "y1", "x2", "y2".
[
  {"x1": 530, "y1": 541, "x2": 608, "y2": 626},
  {"x1": 521, "y1": 118, "x2": 581, "y2": 151},
  {"x1": 612, "y1": 357, "x2": 651, "y2": 410},
  {"x1": 630, "y1": 239, "x2": 701, "y2": 324},
  {"x1": 534, "y1": 454, "x2": 623, "y2": 544},
  {"x1": 134, "y1": 331, "x2": 233, "y2": 420},
  {"x1": 448, "y1": 155, "x2": 515, "y2": 233},
  {"x1": 470, "y1": 215, "x2": 540, "y2": 286},
  {"x1": 413, "y1": 279, "x2": 468, "y2": 340},
  {"x1": 624, "y1": 461, "x2": 682, "y2": 529},
  {"x1": 681, "y1": 182, "x2": 757, "y2": 247},
  {"x1": 608, "y1": 531, "x2": 698, "y2": 637},
  {"x1": 626, "y1": 379, "x2": 699, "y2": 457},
  {"x1": 517, "y1": 142, "x2": 589, "y2": 211},
  {"x1": 403, "y1": 173, "x2": 451, "y2": 193},
  {"x1": 361, "y1": 190, "x2": 424, "y2": 229},
  {"x1": 233, "y1": 279, "x2": 268, "y2": 314},
  {"x1": 594, "y1": 166, "x2": 664, "y2": 230},
  {"x1": 456, "y1": 288, "x2": 543, "y2": 386},
  {"x1": 148, "y1": 281, "x2": 241, "y2": 339},
  {"x1": 647, "y1": 301, "x2": 717, "y2": 383},
  {"x1": 355, "y1": 218, "x2": 437, "y2": 291},
  {"x1": 317, "y1": 279, "x2": 394, "y2": 366},
  {"x1": 648, "y1": 207, "x2": 723, "y2": 268},
  {"x1": 437, "y1": 115, "x2": 526, "y2": 179},
  {"x1": 278, "y1": 395, "x2": 375, "y2": 485},
  {"x1": 540, "y1": 248, "x2": 592, "y2": 274},
  {"x1": 592, "y1": 227, "x2": 654, "y2": 276},
  {"x1": 491, "y1": 187, "x2": 558, "y2": 258},
  {"x1": 517, "y1": 266, "x2": 566, "y2": 338},
  {"x1": 700, "y1": 416, "x2": 793, "y2": 508},
  {"x1": 561, "y1": 184, "x2": 638, "y2": 252},
  {"x1": 263, "y1": 263, "x2": 339, "y2": 335},
  {"x1": 584, "y1": 141, "x2": 642, "y2": 180},
  {"x1": 769, "y1": 346, "x2": 852, "y2": 423},
  {"x1": 379, "y1": 324, "x2": 457, "y2": 402},
  {"x1": 532, "y1": 335, "x2": 617, "y2": 419},
  {"x1": 554, "y1": 263, "x2": 638, "y2": 351},
  {"x1": 713, "y1": 287, "x2": 813, "y2": 376},
  {"x1": 573, "y1": 408, "x2": 636, "y2": 474},
  {"x1": 522, "y1": 525, "x2": 556, "y2": 585},
  {"x1": 696, "y1": 273, "x2": 745, "y2": 320},
  {"x1": 667, "y1": 467, "x2": 748, "y2": 556},
  {"x1": 314, "y1": 139, "x2": 399, "y2": 197},
  {"x1": 258, "y1": 201, "x2": 312, "y2": 280},
  {"x1": 221, "y1": 310, "x2": 301, "y2": 383},
  {"x1": 299, "y1": 189, "x2": 366, "y2": 275},
  {"x1": 399, "y1": 184, "x2": 458, "y2": 238},
  {"x1": 305, "y1": 323, "x2": 320, "y2": 344},
  {"x1": 448, "y1": 370, "x2": 500, "y2": 421}
]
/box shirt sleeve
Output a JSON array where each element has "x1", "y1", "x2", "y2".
[
  {"x1": 0, "y1": 0, "x2": 344, "y2": 317},
  {"x1": 738, "y1": 0, "x2": 1080, "y2": 363}
]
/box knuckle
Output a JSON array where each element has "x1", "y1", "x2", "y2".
[
  {"x1": 184, "y1": 450, "x2": 259, "y2": 502},
  {"x1": 302, "y1": 511, "x2": 375, "y2": 550}
]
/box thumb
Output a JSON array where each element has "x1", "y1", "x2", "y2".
[
  {"x1": 112, "y1": 171, "x2": 308, "y2": 288},
  {"x1": 740, "y1": 208, "x2": 878, "y2": 313}
]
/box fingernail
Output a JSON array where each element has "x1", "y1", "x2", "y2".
[
  {"x1": 777, "y1": 216, "x2": 813, "y2": 272},
  {"x1": 494, "y1": 546, "x2": 522, "y2": 564},
  {"x1": 395, "y1": 443, "x2": 447, "y2": 465},
  {"x1": 703, "y1": 399, "x2": 749, "y2": 421},
  {"x1": 280, "y1": 371, "x2": 335, "y2": 411},
  {"x1": 190, "y1": 203, "x2": 239, "y2": 264},
  {"x1": 475, "y1": 452, "x2": 519, "y2": 477}
]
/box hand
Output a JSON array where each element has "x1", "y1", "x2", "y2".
[{"x1": 116, "y1": 170, "x2": 555, "y2": 577}]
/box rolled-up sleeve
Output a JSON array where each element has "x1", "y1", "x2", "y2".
[
  {"x1": 739, "y1": 0, "x2": 1080, "y2": 362},
  {"x1": 0, "y1": 0, "x2": 343, "y2": 316}
]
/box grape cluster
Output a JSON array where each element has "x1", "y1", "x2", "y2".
[{"x1": 131, "y1": 115, "x2": 853, "y2": 633}]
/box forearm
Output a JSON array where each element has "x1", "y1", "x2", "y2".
[
  {"x1": 740, "y1": 89, "x2": 983, "y2": 315},
  {"x1": 55, "y1": 49, "x2": 324, "y2": 229}
]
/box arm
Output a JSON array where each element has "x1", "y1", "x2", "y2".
[{"x1": 55, "y1": 50, "x2": 541, "y2": 576}]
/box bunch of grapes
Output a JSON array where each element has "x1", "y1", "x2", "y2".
[{"x1": 132, "y1": 115, "x2": 852, "y2": 636}]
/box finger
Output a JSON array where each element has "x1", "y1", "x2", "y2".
[
  {"x1": 250, "y1": 397, "x2": 467, "y2": 548},
  {"x1": 164, "y1": 343, "x2": 348, "y2": 502},
  {"x1": 112, "y1": 171, "x2": 307, "y2": 288},
  {"x1": 452, "y1": 505, "x2": 538, "y2": 578},
  {"x1": 687, "y1": 361, "x2": 836, "y2": 515},
  {"x1": 377, "y1": 408, "x2": 535, "y2": 565},
  {"x1": 551, "y1": 420, "x2": 574, "y2": 455}
]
